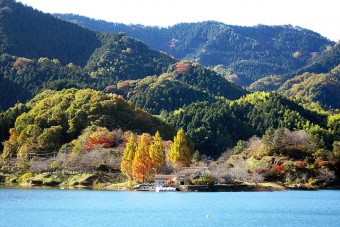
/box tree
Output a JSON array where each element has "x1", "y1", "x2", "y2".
[
  {"x1": 86, "y1": 127, "x2": 114, "y2": 150},
  {"x1": 132, "y1": 133, "x2": 153, "y2": 183},
  {"x1": 37, "y1": 126, "x2": 63, "y2": 151},
  {"x1": 120, "y1": 133, "x2": 137, "y2": 180},
  {"x1": 149, "y1": 131, "x2": 166, "y2": 172},
  {"x1": 168, "y1": 128, "x2": 192, "y2": 168}
]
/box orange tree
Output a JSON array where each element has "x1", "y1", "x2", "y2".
[{"x1": 132, "y1": 133, "x2": 153, "y2": 182}]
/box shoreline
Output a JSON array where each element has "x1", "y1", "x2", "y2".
[
  {"x1": 1, "y1": 182, "x2": 338, "y2": 192},
  {"x1": 1, "y1": 172, "x2": 338, "y2": 192}
]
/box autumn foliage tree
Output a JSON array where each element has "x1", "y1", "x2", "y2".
[
  {"x1": 168, "y1": 128, "x2": 193, "y2": 168},
  {"x1": 175, "y1": 61, "x2": 189, "y2": 73},
  {"x1": 120, "y1": 133, "x2": 137, "y2": 180},
  {"x1": 86, "y1": 127, "x2": 114, "y2": 150},
  {"x1": 149, "y1": 131, "x2": 166, "y2": 172},
  {"x1": 132, "y1": 133, "x2": 153, "y2": 182}
]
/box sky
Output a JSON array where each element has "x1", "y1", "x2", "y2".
[{"x1": 17, "y1": 0, "x2": 340, "y2": 41}]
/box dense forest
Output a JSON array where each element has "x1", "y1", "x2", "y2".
[
  {"x1": 0, "y1": 1, "x2": 339, "y2": 188},
  {"x1": 55, "y1": 14, "x2": 334, "y2": 86},
  {"x1": 118, "y1": 61, "x2": 247, "y2": 114},
  {"x1": 0, "y1": 0, "x2": 100, "y2": 66},
  {"x1": 250, "y1": 43, "x2": 340, "y2": 109},
  {"x1": 0, "y1": 35, "x2": 176, "y2": 110}
]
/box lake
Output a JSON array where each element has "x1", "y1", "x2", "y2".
[{"x1": 0, "y1": 188, "x2": 339, "y2": 227}]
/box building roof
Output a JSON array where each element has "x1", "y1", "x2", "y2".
[
  {"x1": 154, "y1": 175, "x2": 176, "y2": 180},
  {"x1": 177, "y1": 167, "x2": 209, "y2": 177}
]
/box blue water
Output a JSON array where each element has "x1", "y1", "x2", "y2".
[{"x1": 0, "y1": 189, "x2": 339, "y2": 227}]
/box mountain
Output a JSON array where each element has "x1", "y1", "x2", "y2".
[
  {"x1": 0, "y1": 1, "x2": 338, "y2": 160},
  {"x1": 0, "y1": 54, "x2": 96, "y2": 111},
  {"x1": 0, "y1": 2, "x2": 339, "y2": 186},
  {"x1": 113, "y1": 61, "x2": 247, "y2": 115},
  {"x1": 298, "y1": 42, "x2": 340, "y2": 74},
  {"x1": 250, "y1": 43, "x2": 340, "y2": 109},
  {"x1": 0, "y1": 0, "x2": 100, "y2": 66},
  {"x1": 0, "y1": 1, "x2": 247, "y2": 114},
  {"x1": 86, "y1": 32, "x2": 176, "y2": 82},
  {"x1": 166, "y1": 92, "x2": 338, "y2": 157},
  {"x1": 279, "y1": 65, "x2": 340, "y2": 109},
  {"x1": 0, "y1": 0, "x2": 176, "y2": 110},
  {"x1": 55, "y1": 14, "x2": 334, "y2": 86}
]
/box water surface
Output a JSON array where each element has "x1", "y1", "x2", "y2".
[{"x1": 0, "y1": 188, "x2": 339, "y2": 226}]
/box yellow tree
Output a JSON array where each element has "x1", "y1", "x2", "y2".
[
  {"x1": 132, "y1": 133, "x2": 153, "y2": 183},
  {"x1": 168, "y1": 128, "x2": 192, "y2": 168},
  {"x1": 149, "y1": 131, "x2": 166, "y2": 172},
  {"x1": 120, "y1": 133, "x2": 137, "y2": 180}
]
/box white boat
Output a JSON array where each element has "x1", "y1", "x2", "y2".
[{"x1": 155, "y1": 185, "x2": 177, "y2": 192}]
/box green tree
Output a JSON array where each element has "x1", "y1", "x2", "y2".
[
  {"x1": 149, "y1": 131, "x2": 166, "y2": 172},
  {"x1": 132, "y1": 133, "x2": 153, "y2": 182},
  {"x1": 120, "y1": 133, "x2": 137, "y2": 180},
  {"x1": 37, "y1": 126, "x2": 63, "y2": 151},
  {"x1": 168, "y1": 128, "x2": 192, "y2": 168}
]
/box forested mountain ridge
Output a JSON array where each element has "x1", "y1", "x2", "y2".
[
  {"x1": 165, "y1": 92, "x2": 339, "y2": 157},
  {"x1": 55, "y1": 13, "x2": 334, "y2": 86},
  {"x1": 86, "y1": 32, "x2": 176, "y2": 82},
  {"x1": 0, "y1": 0, "x2": 176, "y2": 73},
  {"x1": 249, "y1": 43, "x2": 340, "y2": 109},
  {"x1": 279, "y1": 65, "x2": 340, "y2": 109},
  {"x1": 0, "y1": 0, "x2": 100, "y2": 66},
  {"x1": 115, "y1": 61, "x2": 248, "y2": 114},
  {"x1": 0, "y1": 1, "x2": 177, "y2": 110}
]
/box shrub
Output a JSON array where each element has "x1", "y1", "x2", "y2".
[
  {"x1": 92, "y1": 179, "x2": 106, "y2": 190},
  {"x1": 294, "y1": 161, "x2": 305, "y2": 168},
  {"x1": 17, "y1": 172, "x2": 34, "y2": 183},
  {"x1": 191, "y1": 173, "x2": 215, "y2": 185},
  {"x1": 316, "y1": 168, "x2": 336, "y2": 186},
  {"x1": 270, "y1": 164, "x2": 285, "y2": 176},
  {"x1": 307, "y1": 178, "x2": 318, "y2": 188}
]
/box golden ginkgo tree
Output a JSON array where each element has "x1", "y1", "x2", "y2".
[
  {"x1": 149, "y1": 131, "x2": 166, "y2": 171},
  {"x1": 120, "y1": 133, "x2": 137, "y2": 180},
  {"x1": 168, "y1": 128, "x2": 193, "y2": 168}
]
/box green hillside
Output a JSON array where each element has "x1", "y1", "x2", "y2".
[
  {"x1": 117, "y1": 61, "x2": 247, "y2": 115},
  {"x1": 86, "y1": 33, "x2": 176, "y2": 82},
  {"x1": 279, "y1": 66, "x2": 340, "y2": 109},
  {"x1": 166, "y1": 92, "x2": 338, "y2": 157},
  {"x1": 0, "y1": 89, "x2": 175, "y2": 160},
  {"x1": 0, "y1": 54, "x2": 97, "y2": 110},
  {"x1": 250, "y1": 43, "x2": 340, "y2": 109}
]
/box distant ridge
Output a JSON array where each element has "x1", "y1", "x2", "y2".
[{"x1": 55, "y1": 13, "x2": 334, "y2": 86}]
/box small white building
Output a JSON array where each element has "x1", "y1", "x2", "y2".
[{"x1": 154, "y1": 175, "x2": 176, "y2": 186}]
